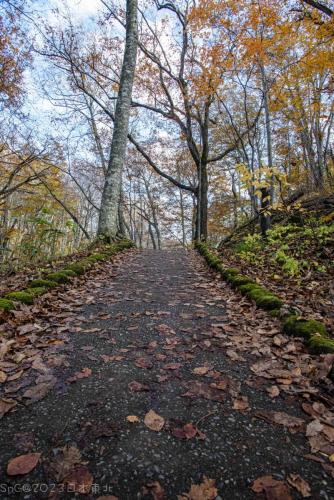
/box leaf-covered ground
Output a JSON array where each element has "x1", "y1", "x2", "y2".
[{"x1": 0, "y1": 249, "x2": 333, "y2": 499}]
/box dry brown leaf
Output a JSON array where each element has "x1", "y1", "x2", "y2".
[
  {"x1": 193, "y1": 366, "x2": 210, "y2": 375},
  {"x1": 126, "y1": 415, "x2": 140, "y2": 423},
  {"x1": 128, "y1": 380, "x2": 150, "y2": 392},
  {"x1": 135, "y1": 357, "x2": 153, "y2": 369},
  {"x1": 7, "y1": 453, "x2": 41, "y2": 476},
  {"x1": 232, "y1": 396, "x2": 250, "y2": 411},
  {"x1": 163, "y1": 363, "x2": 182, "y2": 370},
  {"x1": 144, "y1": 409, "x2": 165, "y2": 432},
  {"x1": 0, "y1": 370, "x2": 7, "y2": 383},
  {"x1": 287, "y1": 474, "x2": 311, "y2": 498},
  {"x1": 0, "y1": 398, "x2": 17, "y2": 418},
  {"x1": 142, "y1": 481, "x2": 166, "y2": 500},
  {"x1": 251, "y1": 475, "x2": 292, "y2": 499},
  {"x1": 67, "y1": 367, "x2": 92, "y2": 383},
  {"x1": 266, "y1": 385, "x2": 280, "y2": 398},
  {"x1": 254, "y1": 411, "x2": 304, "y2": 433},
  {"x1": 306, "y1": 419, "x2": 323, "y2": 437},
  {"x1": 23, "y1": 381, "x2": 55, "y2": 403},
  {"x1": 63, "y1": 466, "x2": 93, "y2": 494},
  {"x1": 50, "y1": 445, "x2": 83, "y2": 481},
  {"x1": 178, "y1": 476, "x2": 217, "y2": 500}
]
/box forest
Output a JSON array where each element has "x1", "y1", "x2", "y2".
[
  {"x1": 0, "y1": 0, "x2": 333, "y2": 259},
  {"x1": 0, "y1": 1, "x2": 334, "y2": 499}
]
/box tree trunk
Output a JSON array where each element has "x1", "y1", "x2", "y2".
[
  {"x1": 97, "y1": 0, "x2": 138, "y2": 241},
  {"x1": 195, "y1": 162, "x2": 208, "y2": 241}
]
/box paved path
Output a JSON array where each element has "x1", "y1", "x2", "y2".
[{"x1": 0, "y1": 249, "x2": 333, "y2": 499}]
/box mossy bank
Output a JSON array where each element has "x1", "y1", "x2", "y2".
[
  {"x1": 195, "y1": 241, "x2": 334, "y2": 356},
  {"x1": 0, "y1": 239, "x2": 134, "y2": 311}
]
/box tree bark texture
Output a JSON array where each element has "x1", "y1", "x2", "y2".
[{"x1": 98, "y1": 0, "x2": 138, "y2": 240}]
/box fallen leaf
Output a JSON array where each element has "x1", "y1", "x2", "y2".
[
  {"x1": 193, "y1": 366, "x2": 210, "y2": 375},
  {"x1": 63, "y1": 466, "x2": 93, "y2": 494},
  {"x1": 287, "y1": 474, "x2": 311, "y2": 498},
  {"x1": 232, "y1": 396, "x2": 249, "y2": 411},
  {"x1": 171, "y1": 423, "x2": 198, "y2": 440},
  {"x1": 7, "y1": 453, "x2": 41, "y2": 476},
  {"x1": 0, "y1": 398, "x2": 16, "y2": 419},
  {"x1": 23, "y1": 381, "x2": 55, "y2": 403},
  {"x1": 144, "y1": 409, "x2": 165, "y2": 432},
  {"x1": 127, "y1": 415, "x2": 140, "y2": 423},
  {"x1": 67, "y1": 367, "x2": 92, "y2": 383},
  {"x1": 163, "y1": 363, "x2": 182, "y2": 370},
  {"x1": 266, "y1": 385, "x2": 280, "y2": 398},
  {"x1": 0, "y1": 370, "x2": 7, "y2": 383},
  {"x1": 142, "y1": 481, "x2": 166, "y2": 500},
  {"x1": 128, "y1": 380, "x2": 149, "y2": 392},
  {"x1": 178, "y1": 476, "x2": 217, "y2": 500},
  {"x1": 254, "y1": 411, "x2": 304, "y2": 433},
  {"x1": 50, "y1": 445, "x2": 83, "y2": 481},
  {"x1": 251, "y1": 475, "x2": 292, "y2": 500},
  {"x1": 135, "y1": 357, "x2": 153, "y2": 369},
  {"x1": 306, "y1": 419, "x2": 323, "y2": 437}
]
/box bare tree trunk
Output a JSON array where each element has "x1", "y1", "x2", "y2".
[
  {"x1": 97, "y1": 0, "x2": 138, "y2": 241},
  {"x1": 260, "y1": 63, "x2": 274, "y2": 205}
]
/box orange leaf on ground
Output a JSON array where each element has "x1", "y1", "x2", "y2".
[
  {"x1": 144, "y1": 409, "x2": 165, "y2": 431},
  {"x1": 178, "y1": 476, "x2": 217, "y2": 500},
  {"x1": 126, "y1": 415, "x2": 140, "y2": 423},
  {"x1": 251, "y1": 475, "x2": 292, "y2": 499},
  {"x1": 193, "y1": 366, "x2": 210, "y2": 375},
  {"x1": 7, "y1": 453, "x2": 41, "y2": 476}
]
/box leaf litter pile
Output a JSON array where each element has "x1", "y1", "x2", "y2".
[{"x1": 0, "y1": 248, "x2": 333, "y2": 499}]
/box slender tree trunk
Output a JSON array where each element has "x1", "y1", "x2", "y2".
[
  {"x1": 260, "y1": 63, "x2": 274, "y2": 205},
  {"x1": 97, "y1": 0, "x2": 138, "y2": 241},
  {"x1": 196, "y1": 162, "x2": 208, "y2": 241}
]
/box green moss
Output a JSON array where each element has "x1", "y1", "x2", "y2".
[
  {"x1": 0, "y1": 298, "x2": 14, "y2": 311},
  {"x1": 216, "y1": 263, "x2": 225, "y2": 273},
  {"x1": 238, "y1": 283, "x2": 263, "y2": 295},
  {"x1": 269, "y1": 309, "x2": 281, "y2": 318},
  {"x1": 307, "y1": 335, "x2": 334, "y2": 354},
  {"x1": 247, "y1": 287, "x2": 268, "y2": 300},
  {"x1": 228, "y1": 274, "x2": 255, "y2": 287},
  {"x1": 46, "y1": 271, "x2": 71, "y2": 284},
  {"x1": 24, "y1": 287, "x2": 47, "y2": 297},
  {"x1": 5, "y1": 291, "x2": 34, "y2": 305},
  {"x1": 283, "y1": 316, "x2": 327, "y2": 339},
  {"x1": 254, "y1": 294, "x2": 283, "y2": 311},
  {"x1": 63, "y1": 262, "x2": 86, "y2": 275},
  {"x1": 78, "y1": 259, "x2": 93, "y2": 269},
  {"x1": 30, "y1": 279, "x2": 58, "y2": 288},
  {"x1": 221, "y1": 267, "x2": 241, "y2": 279},
  {"x1": 116, "y1": 239, "x2": 134, "y2": 250},
  {"x1": 87, "y1": 252, "x2": 108, "y2": 262},
  {"x1": 59, "y1": 269, "x2": 76, "y2": 277}
]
